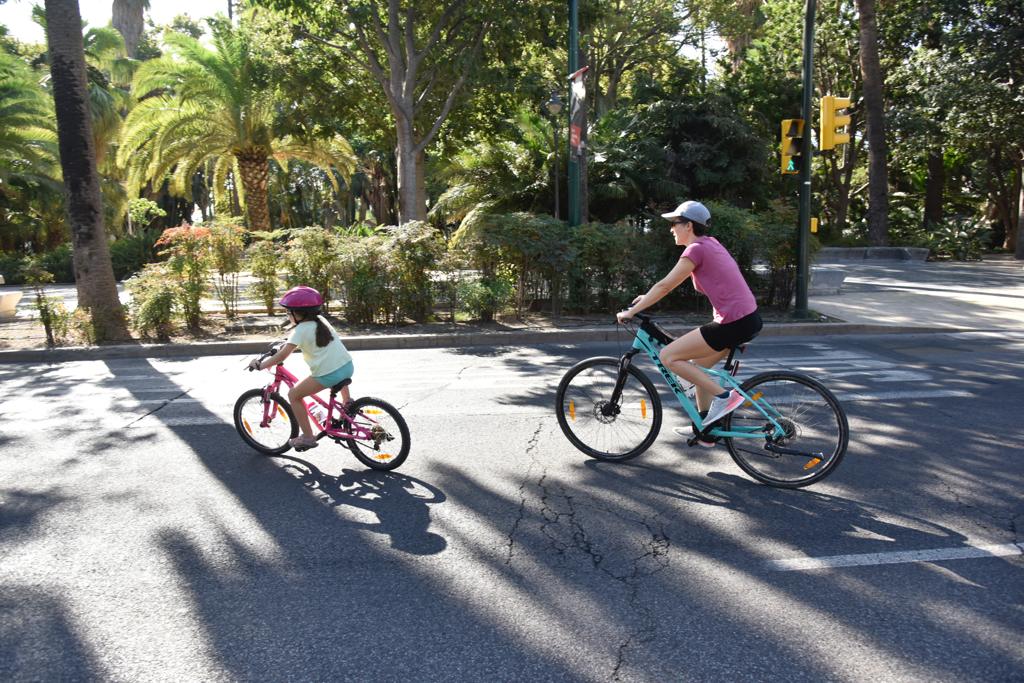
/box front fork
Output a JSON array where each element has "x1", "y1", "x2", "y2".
[{"x1": 605, "y1": 350, "x2": 640, "y2": 416}]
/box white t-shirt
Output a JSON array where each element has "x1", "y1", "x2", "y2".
[{"x1": 286, "y1": 316, "x2": 352, "y2": 377}]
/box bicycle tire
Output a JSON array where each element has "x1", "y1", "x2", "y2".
[
  {"x1": 722, "y1": 371, "x2": 849, "y2": 488},
  {"x1": 234, "y1": 389, "x2": 298, "y2": 455},
  {"x1": 345, "y1": 397, "x2": 411, "y2": 471},
  {"x1": 555, "y1": 357, "x2": 663, "y2": 461}
]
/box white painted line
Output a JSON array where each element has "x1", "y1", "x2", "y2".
[
  {"x1": 836, "y1": 389, "x2": 972, "y2": 402},
  {"x1": 766, "y1": 543, "x2": 1023, "y2": 572}
]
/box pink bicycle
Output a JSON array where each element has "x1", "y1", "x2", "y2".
[{"x1": 233, "y1": 343, "x2": 411, "y2": 470}]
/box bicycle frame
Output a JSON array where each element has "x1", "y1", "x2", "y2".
[
  {"x1": 259, "y1": 363, "x2": 372, "y2": 441},
  {"x1": 617, "y1": 322, "x2": 787, "y2": 440}
]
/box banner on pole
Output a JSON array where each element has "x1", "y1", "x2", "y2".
[{"x1": 568, "y1": 66, "x2": 589, "y2": 157}]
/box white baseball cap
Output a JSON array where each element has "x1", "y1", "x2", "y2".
[{"x1": 661, "y1": 201, "x2": 711, "y2": 226}]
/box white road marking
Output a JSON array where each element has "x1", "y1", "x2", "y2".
[
  {"x1": 836, "y1": 389, "x2": 972, "y2": 402},
  {"x1": 766, "y1": 543, "x2": 1024, "y2": 571}
]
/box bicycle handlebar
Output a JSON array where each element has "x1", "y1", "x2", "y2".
[{"x1": 246, "y1": 342, "x2": 284, "y2": 372}]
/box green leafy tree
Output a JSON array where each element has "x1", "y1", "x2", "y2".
[
  {"x1": 0, "y1": 50, "x2": 61, "y2": 250},
  {"x1": 118, "y1": 19, "x2": 357, "y2": 233}
]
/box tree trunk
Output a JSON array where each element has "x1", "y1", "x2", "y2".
[
  {"x1": 44, "y1": 0, "x2": 129, "y2": 342},
  {"x1": 235, "y1": 149, "x2": 272, "y2": 232},
  {"x1": 415, "y1": 148, "x2": 428, "y2": 220},
  {"x1": 857, "y1": 0, "x2": 889, "y2": 246},
  {"x1": 923, "y1": 148, "x2": 944, "y2": 227},
  {"x1": 395, "y1": 119, "x2": 422, "y2": 223},
  {"x1": 1004, "y1": 158, "x2": 1020, "y2": 251},
  {"x1": 1013, "y1": 153, "x2": 1023, "y2": 258},
  {"x1": 111, "y1": 0, "x2": 146, "y2": 59}
]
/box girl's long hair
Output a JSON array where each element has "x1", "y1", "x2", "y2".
[{"x1": 293, "y1": 308, "x2": 333, "y2": 347}]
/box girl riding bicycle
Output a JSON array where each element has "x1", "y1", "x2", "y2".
[
  {"x1": 617, "y1": 201, "x2": 763, "y2": 431},
  {"x1": 248, "y1": 286, "x2": 353, "y2": 451}
]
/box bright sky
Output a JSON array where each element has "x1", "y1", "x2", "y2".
[{"x1": 0, "y1": 0, "x2": 230, "y2": 44}]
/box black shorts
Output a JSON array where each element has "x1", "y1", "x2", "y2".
[{"x1": 699, "y1": 311, "x2": 763, "y2": 351}]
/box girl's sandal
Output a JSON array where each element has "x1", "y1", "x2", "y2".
[{"x1": 290, "y1": 435, "x2": 318, "y2": 452}]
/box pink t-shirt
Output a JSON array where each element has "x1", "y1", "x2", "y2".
[{"x1": 681, "y1": 237, "x2": 757, "y2": 323}]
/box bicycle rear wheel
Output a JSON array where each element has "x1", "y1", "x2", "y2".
[
  {"x1": 722, "y1": 371, "x2": 848, "y2": 488},
  {"x1": 555, "y1": 357, "x2": 662, "y2": 461},
  {"x1": 345, "y1": 397, "x2": 411, "y2": 471},
  {"x1": 234, "y1": 389, "x2": 298, "y2": 455}
]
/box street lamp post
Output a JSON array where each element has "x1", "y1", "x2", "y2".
[{"x1": 545, "y1": 91, "x2": 563, "y2": 219}]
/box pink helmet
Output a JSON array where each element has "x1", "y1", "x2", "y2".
[{"x1": 279, "y1": 285, "x2": 324, "y2": 309}]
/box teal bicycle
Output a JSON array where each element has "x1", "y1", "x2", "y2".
[{"x1": 555, "y1": 312, "x2": 849, "y2": 488}]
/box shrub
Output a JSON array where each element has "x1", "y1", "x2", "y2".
[
  {"x1": 929, "y1": 216, "x2": 989, "y2": 261},
  {"x1": 109, "y1": 230, "x2": 159, "y2": 280},
  {"x1": 70, "y1": 308, "x2": 97, "y2": 345},
  {"x1": 125, "y1": 264, "x2": 177, "y2": 341},
  {"x1": 381, "y1": 221, "x2": 445, "y2": 323},
  {"x1": 0, "y1": 252, "x2": 26, "y2": 285},
  {"x1": 21, "y1": 259, "x2": 70, "y2": 347},
  {"x1": 283, "y1": 227, "x2": 343, "y2": 309},
  {"x1": 246, "y1": 238, "x2": 282, "y2": 314},
  {"x1": 338, "y1": 234, "x2": 392, "y2": 324},
  {"x1": 457, "y1": 275, "x2": 514, "y2": 321},
  {"x1": 205, "y1": 220, "x2": 247, "y2": 317},
  {"x1": 38, "y1": 244, "x2": 74, "y2": 283},
  {"x1": 155, "y1": 224, "x2": 210, "y2": 330}
]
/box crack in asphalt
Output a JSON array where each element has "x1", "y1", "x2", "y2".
[
  {"x1": 938, "y1": 479, "x2": 1022, "y2": 538},
  {"x1": 505, "y1": 421, "x2": 545, "y2": 565},
  {"x1": 396, "y1": 363, "x2": 475, "y2": 411},
  {"x1": 124, "y1": 389, "x2": 191, "y2": 428},
  {"x1": 509, "y1": 435, "x2": 672, "y2": 681}
]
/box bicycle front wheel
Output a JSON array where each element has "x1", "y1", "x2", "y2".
[
  {"x1": 234, "y1": 389, "x2": 298, "y2": 455},
  {"x1": 555, "y1": 357, "x2": 662, "y2": 461},
  {"x1": 346, "y1": 397, "x2": 411, "y2": 471},
  {"x1": 723, "y1": 371, "x2": 849, "y2": 488}
]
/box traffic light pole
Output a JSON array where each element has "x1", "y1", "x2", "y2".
[{"x1": 795, "y1": 0, "x2": 816, "y2": 317}]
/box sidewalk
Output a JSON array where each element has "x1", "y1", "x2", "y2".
[
  {"x1": 1, "y1": 255, "x2": 1021, "y2": 362},
  {"x1": 809, "y1": 253, "x2": 1024, "y2": 331}
]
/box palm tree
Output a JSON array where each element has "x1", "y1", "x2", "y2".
[
  {"x1": 118, "y1": 23, "x2": 357, "y2": 232},
  {"x1": 111, "y1": 0, "x2": 148, "y2": 58},
  {"x1": 430, "y1": 110, "x2": 553, "y2": 225},
  {"x1": 42, "y1": 0, "x2": 130, "y2": 341},
  {"x1": 32, "y1": 6, "x2": 142, "y2": 235},
  {"x1": 0, "y1": 51, "x2": 62, "y2": 249}
]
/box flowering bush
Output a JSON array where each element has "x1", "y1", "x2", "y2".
[{"x1": 155, "y1": 223, "x2": 211, "y2": 330}]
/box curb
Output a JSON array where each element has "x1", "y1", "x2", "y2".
[{"x1": 0, "y1": 322, "x2": 978, "y2": 363}]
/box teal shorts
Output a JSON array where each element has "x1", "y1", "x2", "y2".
[{"x1": 314, "y1": 360, "x2": 354, "y2": 388}]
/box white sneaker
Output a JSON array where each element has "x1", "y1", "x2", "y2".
[{"x1": 703, "y1": 390, "x2": 745, "y2": 425}]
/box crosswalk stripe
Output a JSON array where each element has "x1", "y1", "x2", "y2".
[{"x1": 766, "y1": 543, "x2": 1023, "y2": 571}]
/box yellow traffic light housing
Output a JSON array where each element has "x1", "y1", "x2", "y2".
[
  {"x1": 780, "y1": 118, "x2": 804, "y2": 175},
  {"x1": 820, "y1": 95, "x2": 851, "y2": 151}
]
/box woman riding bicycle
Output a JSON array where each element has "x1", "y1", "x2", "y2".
[{"x1": 616, "y1": 201, "x2": 762, "y2": 429}]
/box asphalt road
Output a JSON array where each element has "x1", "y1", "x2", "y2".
[{"x1": 1, "y1": 331, "x2": 1022, "y2": 681}]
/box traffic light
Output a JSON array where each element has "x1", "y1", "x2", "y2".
[
  {"x1": 780, "y1": 118, "x2": 804, "y2": 175},
  {"x1": 820, "y1": 95, "x2": 851, "y2": 151}
]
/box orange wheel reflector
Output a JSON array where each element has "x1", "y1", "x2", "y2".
[
  {"x1": 743, "y1": 391, "x2": 764, "y2": 408},
  {"x1": 242, "y1": 419, "x2": 253, "y2": 435},
  {"x1": 804, "y1": 457, "x2": 822, "y2": 470},
  {"x1": 364, "y1": 409, "x2": 382, "y2": 415},
  {"x1": 374, "y1": 453, "x2": 392, "y2": 460},
  {"x1": 277, "y1": 405, "x2": 287, "y2": 418},
  {"x1": 640, "y1": 399, "x2": 647, "y2": 419},
  {"x1": 569, "y1": 400, "x2": 576, "y2": 421}
]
